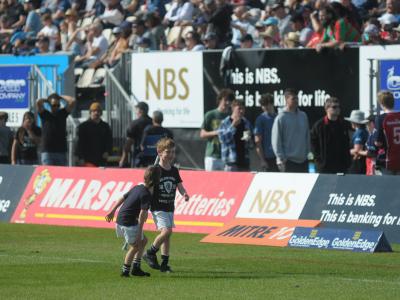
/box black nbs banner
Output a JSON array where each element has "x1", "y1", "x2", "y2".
[
  {"x1": 0, "y1": 165, "x2": 35, "y2": 222},
  {"x1": 203, "y1": 48, "x2": 359, "y2": 126},
  {"x1": 300, "y1": 174, "x2": 400, "y2": 244}
]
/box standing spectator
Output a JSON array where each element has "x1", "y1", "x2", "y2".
[
  {"x1": 310, "y1": 97, "x2": 351, "y2": 174},
  {"x1": 76, "y1": 102, "x2": 112, "y2": 167},
  {"x1": 119, "y1": 101, "x2": 152, "y2": 168},
  {"x1": 144, "y1": 12, "x2": 167, "y2": 50},
  {"x1": 254, "y1": 93, "x2": 278, "y2": 172},
  {"x1": 345, "y1": 110, "x2": 369, "y2": 174},
  {"x1": 205, "y1": 0, "x2": 233, "y2": 48},
  {"x1": 0, "y1": 112, "x2": 13, "y2": 164},
  {"x1": 271, "y1": 88, "x2": 310, "y2": 173},
  {"x1": 36, "y1": 94, "x2": 76, "y2": 166},
  {"x1": 11, "y1": 111, "x2": 41, "y2": 165},
  {"x1": 200, "y1": 88, "x2": 234, "y2": 171},
  {"x1": 375, "y1": 91, "x2": 400, "y2": 175},
  {"x1": 218, "y1": 99, "x2": 253, "y2": 172},
  {"x1": 358, "y1": 115, "x2": 379, "y2": 175},
  {"x1": 138, "y1": 111, "x2": 174, "y2": 167}
]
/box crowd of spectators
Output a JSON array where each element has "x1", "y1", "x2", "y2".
[{"x1": 1, "y1": 0, "x2": 400, "y2": 65}]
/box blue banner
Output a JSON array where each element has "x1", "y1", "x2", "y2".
[
  {"x1": 288, "y1": 227, "x2": 392, "y2": 253},
  {"x1": 379, "y1": 60, "x2": 400, "y2": 110},
  {"x1": 0, "y1": 66, "x2": 31, "y2": 109}
]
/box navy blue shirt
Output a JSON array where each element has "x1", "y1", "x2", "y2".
[{"x1": 116, "y1": 185, "x2": 151, "y2": 226}]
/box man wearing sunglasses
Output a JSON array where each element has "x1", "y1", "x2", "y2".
[
  {"x1": 36, "y1": 93, "x2": 75, "y2": 166},
  {"x1": 310, "y1": 97, "x2": 351, "y2": 174}
]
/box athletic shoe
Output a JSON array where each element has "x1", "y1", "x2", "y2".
[
  {"x1": 120, "y1": 271, "x2": 130, "y2": 277},
  {"x1": 143, "y1": 253, "x2": 160, "y2": 270},
  {"x1": 131, "y1": 268, "x2": 151, "y2": 277},
  {"x1": 160, "y1": 264, "x2": 173, "y2": 273}
]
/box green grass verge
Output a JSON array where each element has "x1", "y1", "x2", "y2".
[{"x1": 0, "y1": 223, "x2": 399, "y2": 299}]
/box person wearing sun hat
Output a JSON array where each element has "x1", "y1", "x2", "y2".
[{"x1": 345, "y1": 110, "x2": 369, "y2": 174}]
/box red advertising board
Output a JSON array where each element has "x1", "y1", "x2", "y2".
[
  {"x1": 11, "y1": 167, "x2": 253, "y2": 233},
  {"x1": 201, "y1": 218, "x2": 321, "y2": 247}
]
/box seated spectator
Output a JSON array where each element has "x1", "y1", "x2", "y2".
[
  {"x1": 5, "y1": 0, "x2": 25, "y2": 30},
  {"x1": 163, "y1": 0, "x2": 194, "y2": 28},
  {"x1": 129, "y1": 18, "x2": 147, "y2": 50},
  {"x1": 23, "y1": 0, "x2": 42, "y2": 36},
  {"x1": 205, "y1": 0, "x2": 233, "y2": 48},
  {"x1": 51, "y1": 0, "x2": 71, "y2": 25},
  {"x1": 35, "y1": 36, "x2": 51, "y2": 53},
  {"x1": 63, "y1": 8, "x2": 84, "y2": 55},
  {"x1": 37, "y1": 13, "x2": 59, "y2": 52},
  {"x1": 98, "y1": 0, "x2": 125, "y2": 28},
  {"x1": 202, "y1": 31, "x2": 218, "y2": 49},
  {"x1": 316, "y1": 3, "x2": 361, "y2": 52},
  {"x1": 183, "y1": 30, "x2": 205, "y2": 51},
  {"x1": 378, "y1": 13, "x2": 399, "y2": 43},
  {"x1": 271, "y1": 3, "x2": 292, "y2": 39},
  {"x1": 239, "y1": 33, "x2": 254, "y2": 48},
  {"x1": 259, "y1": 25, "x2": 280, "y2": 48},
  {"x1": 107, "y1": 25, "x2": 131, "y2": 66},
  {"x1": 11, "y1": 111, "x2": 41, "y2": 165},
  {"x1": 75, "y1": 22, "x2": 109, "y2": 68},
  {"x1": 231, "y1": 5, "x2": 256, "y2": 47},
  {"x1": 362, "y1": 23, "x2": 385, "y2": 45},
  {"x1": 291, "y1": 13, "x2": 313, "y2": 47},
  {"x1": 137, "y1": 36, "x2": 151, "y2": 52},
  {"x1": 283, "y1": 31, "x2": 301, "y2": 48},
  {"x1": 143, "y1": 12, "x2": 167, "y2": 50}
]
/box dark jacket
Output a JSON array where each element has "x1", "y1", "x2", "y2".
[{"x1": 311, "y1": 116, "x2": 351, "y2": 173}]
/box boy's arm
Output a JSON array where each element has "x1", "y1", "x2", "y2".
[
  {"x1": 134, "y1": 209, "x2": 148, "y2": 245},
  {"x1": 105, "y1": 196, "x2": 125, "y2": 222},
  {"x1": 177, "y1": 182, "x2": 189, "y2": 201}
]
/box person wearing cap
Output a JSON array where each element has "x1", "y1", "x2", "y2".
[
  {"x1": 345, "y1": 109, "x2": 369, "y2": 174},
  {"x1": 290, "y1": 13, "x2": 313, "y2": 46},
  {"x1": 272, "y1": 88, "x2": 310, "y2": 173},
  {"x1": 0, "y1": 112, "x2": 13, "y2": 164},
  {"x1": 107, "y1": 25, "x2": 131, "y2": 66},
  {"x1": 374, "y1": 90, "x2": 400, "y2": 175},
  {"x1": 35, "y1": 35, "x2": 50, "y2": 53},
  {"x1": 239, "y1": 33, "x2": 254, "y2": 48},
  {"x1": 202, "y1": 31, "x2": 218, "y2": 49},
  {"x1": 76, "y1": 102, "x2": 112, "y2": 167},
  {"x1": 378, "y1": 13, "x2": 399, "y2": 43},
  {"x1": 36, "y1": 93, "x2": 76, "y2": 166},
  {"x1": 119, "y1": 101, "x2": 152, "y2": 168},
  {"x1": 310, "y1": 97, "x2": 351, "y2": 174},
  {"x1": 259, "y1": 25, "x2": 280, "y2": 48},
  {"x1": 283, "y1": 31, "x2": 301, "y2": 48},
  {"x1": 138, "y1": 111, "x2": 174, "y2": 167}
]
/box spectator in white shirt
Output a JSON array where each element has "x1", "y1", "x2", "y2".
[{"x1": 37, "y1": 14, "x2": 59, "y2": 52}]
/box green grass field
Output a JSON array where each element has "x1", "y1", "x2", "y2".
[{"x1": 1, "y1": 223, "x2": 400, "y2": 299}]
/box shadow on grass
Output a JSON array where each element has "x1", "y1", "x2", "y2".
[{"x1": 169, "y1": 270, "x2": 276, "y2": 280}]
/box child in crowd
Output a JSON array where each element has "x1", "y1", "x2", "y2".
[
  {"x1": 143, "y1": 138, "x2": 189, "y2": 273},
  {"x1": 106, "y1": 165, "x2": 160, "y2": 277}
]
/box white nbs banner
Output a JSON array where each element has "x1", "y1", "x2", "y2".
[{"x1": 131, "y1": 52, "x2": 204, "y2": 128}]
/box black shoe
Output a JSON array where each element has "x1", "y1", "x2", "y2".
[
  {"x1": 160, "y1": 264, "x2": 173, "y2": 273},
  {"x1": 120, "y1": 271, "x2": 130, "y2": 277},
  {"x1": 143, "y1": 253, "x2": 160, "y2": 270},
  {"x1": 131, "y1": 268, "x2": 151, "y2": 277}
]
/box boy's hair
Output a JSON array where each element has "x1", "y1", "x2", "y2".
[
  {"x1": 144, "y1": 165, "x2": 161, "y2": 188},
  {"x1": 47, "y1": 93, "x2": 61, "y2": 102},
  {"x1": 156, "y1": 137, "x2": 175, "y2": 153},
  {"x1": 231, "y1": 99, "x2": 245, "y2": 108},
  {"x1": 284, "y1": 88, "x2": 297, "y2": 98},
  {"x1": 216, "y1": 88, "x2": 235, "y2": 105},
  {"x1": 324, "y1": 97, "x2": 340, "y2": 110},
  {"x1": 377, "y1": 90, "x2": 394, "y2": 109},
  {"x1": 259, "y1": 93, "x2": 274, "y2": 107}
]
